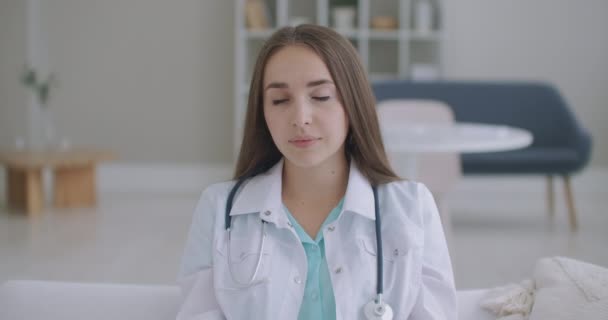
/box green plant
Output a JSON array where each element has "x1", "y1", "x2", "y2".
[{"x1": 20, "y1": 65, "x2": 56, "y2": 107}]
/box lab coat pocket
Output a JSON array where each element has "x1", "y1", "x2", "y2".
[{"x1": 357, "y1": 224, "x2": 423, "y2": 293}]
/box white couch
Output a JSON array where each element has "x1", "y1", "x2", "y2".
[{"x1": 0, "y1": 280, "x2": 493, "y2": 320}]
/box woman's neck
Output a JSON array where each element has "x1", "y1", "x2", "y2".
[{"x1": 282, "y1": 155, "x2": 349, "y2": 207}]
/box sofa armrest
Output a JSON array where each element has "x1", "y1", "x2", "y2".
[
  {"x1": 1, "y1": 280, "x2": 493, "y2": 320},
  {"x1": 0, "y1": 280, "x2": 180, "y2": 320}
]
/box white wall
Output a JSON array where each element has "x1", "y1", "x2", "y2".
[
  {"x1": 42, "y1": 0, "x2": 234, "y2": 163},
  {"x1": 0, "y1": 0, "x2": 28, "y2": 148},
  {"x1": 443, "y1": 0, "x2": 608, "y2": 166}
]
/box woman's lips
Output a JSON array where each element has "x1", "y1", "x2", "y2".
[{"x1": 290, "y1": 137, "x2": 320, "y2": 148}]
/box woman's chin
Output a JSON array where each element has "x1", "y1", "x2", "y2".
[{"x1": 283, "y1": 148, "x2": 346, "y2": 170}]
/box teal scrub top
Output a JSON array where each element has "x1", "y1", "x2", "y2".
[{"x1": 282, "y1": 197, "x2": 344, "y2": 320}]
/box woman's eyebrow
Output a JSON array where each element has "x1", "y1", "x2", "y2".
[
  {"x1": 264, "y1": 82, "x2": 288, "y2": 91},
  {"x1": 264, "y1": 79, "x2": 334, "y2": 91},
  {"x1": 306, "y1": 79, "x2": 333, "y2": 87}
]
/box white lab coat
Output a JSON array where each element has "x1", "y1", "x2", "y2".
[{"x1": 177, "y1": 158, "x2": 456, "y2": 319}]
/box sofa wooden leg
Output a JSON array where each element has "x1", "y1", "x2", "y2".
[
  {"x1": 546, "y1": 175, "x2": 555, "y2": 218},
  {"x1": 563, "y1": 175, "x2": 578, "y2": 231}
]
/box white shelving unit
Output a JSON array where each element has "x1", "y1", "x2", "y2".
[{"x1": 234, "y1": 0, "x2": 443, "y2": 158}]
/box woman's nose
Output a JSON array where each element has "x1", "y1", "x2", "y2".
[{"x1": 291, "y1": 99, "x2": 312, "y2": 127}]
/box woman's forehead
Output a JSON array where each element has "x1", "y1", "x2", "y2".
[{"x1": 263, "y1": 45, "x2": 333, "y2": 86}]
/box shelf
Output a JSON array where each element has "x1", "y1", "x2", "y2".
[
  {"x1": 409, "y1": 30, "x2": 442, "y2": 41},
  {"x1": 410, "y1": 40, "x2": 439, "y2": 65},
  {"x1": 369, "y1": 39, "x2": 398, "y2": 78},
  {"x1": 368, "y1": 30, "x2": 400, "y2": 40}
]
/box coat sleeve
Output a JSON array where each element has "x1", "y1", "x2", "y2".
[
  {"x1": 176, "y1": 188, "x2": 226, "y2": 320},
  {"x1": 408, "y1": 183, "x2": 458, "y2": 320}
]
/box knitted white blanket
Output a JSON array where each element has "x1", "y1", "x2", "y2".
[{"x1": 479, "y1": 256, "x2": 608, "y2": 320}]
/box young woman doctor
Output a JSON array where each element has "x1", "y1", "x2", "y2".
[{"x1": 177, "y1": 25, "x2": 456, "y2": 320}]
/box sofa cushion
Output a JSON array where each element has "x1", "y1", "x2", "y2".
[{"x1": 462, "y1": 147, "x2": 582, "y2": 174}]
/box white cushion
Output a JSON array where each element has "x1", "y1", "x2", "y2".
[
  {"x1": 529, "y1": 256, "x2": 608, "y2": 320},
  {"x1": 479, "y1": 280, "x2": 535, "y2": 319}
]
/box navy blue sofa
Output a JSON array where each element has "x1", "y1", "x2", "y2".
[{"x1": 372, "y1": 80, "x2": 593, "y2": 230}]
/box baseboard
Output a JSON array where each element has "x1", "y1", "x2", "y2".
[{"x1": 0, "y1": 163, "x2": 606, "y2": 201}]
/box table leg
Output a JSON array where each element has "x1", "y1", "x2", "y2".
[
  {"x1": 6, "y1": 167, "x2": 44, "y2": 214},
  {"x1": 53, "y1": 164, "x2": 97, "y2": 208}
]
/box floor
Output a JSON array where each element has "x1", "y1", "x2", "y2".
[{"x1": 1, "y1": 173, "x2": 607, "y2": 290}]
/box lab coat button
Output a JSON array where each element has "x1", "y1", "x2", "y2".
[
  {"x1": 264, "y1": 210, "x2": 272, "y2": 216},
  {"x1": 335, "y1": 267, "x2": 343, "y2": 274},
  {"x1": 327, "y1": 226, "x2": 335, "y2": 232},
  {"x1": 294, "y1": 276, "x2": 302, "y2": 284}
]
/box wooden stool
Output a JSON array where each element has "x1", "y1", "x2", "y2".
[
  {"x1": 6, "y1": 166, "x2": 44, "y2": 214},
  {"x1": 1, "y1": 148, "x2": 115, "y2": 214}
]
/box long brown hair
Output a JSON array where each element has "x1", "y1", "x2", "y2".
[{"x1": 233, "y1": 24, "x2": 400, "y2": 186}]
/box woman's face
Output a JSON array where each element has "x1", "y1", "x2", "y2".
[{"x1": 263, "y1": 45, "x2": 349, "y2": 169}]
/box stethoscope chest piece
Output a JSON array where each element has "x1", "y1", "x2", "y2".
[{"x1": 364, "y1": 299, "x2": 393, "y2": 320}]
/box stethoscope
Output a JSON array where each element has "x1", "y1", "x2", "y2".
[{"x1": 224, "y1": 176, "x2": 394, "y2": 320}]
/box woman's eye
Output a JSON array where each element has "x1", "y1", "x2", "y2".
[
  {"x1": 272, "y1": 99, "x2": 288, "y2": 105},
  {"x1": 313, "y1": 96, "x2": 330, "y2": 102}
]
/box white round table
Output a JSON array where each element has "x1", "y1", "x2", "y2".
[{"x1": 381, "y1": 122, "x2": 533, "y2": 179}]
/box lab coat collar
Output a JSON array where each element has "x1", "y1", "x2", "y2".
[
  {"x1": 229, "y1": 157, "x2": 376, "y2": 221},
  {"x1": 229, "y1": 159, "x2": 284, "y2": 221},
  {"x1": 342, "y1": 159, "x2": 376, "y2": 220}
]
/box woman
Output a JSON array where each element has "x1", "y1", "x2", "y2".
[{"x1": 177, "y1": 24, "x2": 456, "y2": 320}]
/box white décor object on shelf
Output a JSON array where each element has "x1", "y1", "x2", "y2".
[
  {"x1": 332, "y1": 6, "x2": 357, "y2": 30},
  {"x1": 413, "y1": 0, "x2": 433, "y2": 33},
  {"x1": 411, "y1": 63, "x2": 440, "y2": 81}
]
